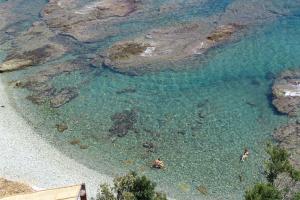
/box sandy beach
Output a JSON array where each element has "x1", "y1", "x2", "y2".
[{"x1": 0, "y1": 76, "x2": 112, "y2": 198}]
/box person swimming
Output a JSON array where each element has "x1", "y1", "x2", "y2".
[
  {"x1": 241, "y1": 148, "x2": 250, "y2": 161},
  {"x1": 152, "y1": 158, "x2": 164, "y2": 169}
]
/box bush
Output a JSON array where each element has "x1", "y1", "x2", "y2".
[
  {"x1": 290, "y1": 168, "x2": 300, "y2": 181},
  {"x1": 265, "y1": 143, "x2": 300, "y2": 183},
  {"x1": 96, "y1": 172, "x2": 167, "y2": 200},
  {"x1": 131, "y1": 174, "x2": 156, "y2": 200},
  {"x1": 245, "y1": 183, "x2": 282, "y2": 200},
  {"x1": 293, "y1": 192, "x2": 300, "y2": 200},
  {"x1": 265, "y1": 143, "x2": 293, "y2": 183}
]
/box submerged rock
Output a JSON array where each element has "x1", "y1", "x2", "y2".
[
  {"x1": 116, "y1": 87, "x2": 136, "y2": 94},
  {"x1": 79, "y1": 144, "x2": 89, "y2": 149},
  {"x1": 0, "y1": 58, "x2": 33, "y2": 73},
  {"x1": 197, "y1": 185, "x2": 208, "y2": 195},
  {"x1": 142, "y1": 141, "x2": 154, "y2": 149},
  {"x1": 41, "y1": 0, "x2": 139, "y2": 42},
  {"x1": 56, "y1": 122, "x2": 68, "y2": 132},
  {"x1": 0, "y1": 44, "x2": 66, "y2": 73},
  {"x1": 50, "y1": 87, "x2": 79, "y2": 108},
  {"x1": 19, "y1": 61, "x2": 88, "y2": 106},
  {"x1": 272, "y1": 70, "x2": 300, "y2": 116},
  {"x1": 70, "y1": 139, "x2": 81, "y2": 145},
  {"x1": 102, "y1": 22, "x2": 245, "y2": 74},
  {"x1": 273, "y1": 122, "x2": 300, "y2": 169},
  {"x1": 0, "y1": 22, "x2": 67, "y2": 72},
  {"x1": 109, "y1": 109, "x2": 138, "y2": 137}
]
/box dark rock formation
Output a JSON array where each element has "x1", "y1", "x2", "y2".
[
  {"x1": 0, "y1": 21, "x2": 67, "y2": 72},
  {"x1": 273, "y1": 122, "x2": 300, "y2": 169},
  {"x1": 0, "y1": 45, "x2": 59, "y2": 72},
  {"x1": 142, "y1": 141, "x2": 156, "y2": 153},
  {"x1": 56, "y1": 122, "x2": 68, "y2": 132},
  {"x1": 274, "y1": 172, "x2": 300, "y2": 200},
  {"x1": 272, "y1": 70, "x2": 300, "y2": 116},
  {"x1": 102, "y1": 23, "x2": 245, "y2": 74},
  {"x1": 142, "y1": 141, "x2": 154, "y2": 149},
  {"x1": 19, "y1": 61, "x2": 88, "y2": 106},
  {"x1": 109, "y1": 109, "x2": 138, "y2": 137},
  {"x1": 41, "y1": 0, "x2": 139, "y2": 42},
  {"x1": 116, "y1": 87, "x2": 136, "y2": 94},
  {"x1": 50, "y1": 87, "x2": 79, "y2": 108},
  {"x1": 26, "y1": 85, "x2": 57, "y2": 105}
]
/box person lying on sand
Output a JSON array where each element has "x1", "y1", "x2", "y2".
[
  {"x1": 241, "y1": 148, "x2": 250, "y2": 162},
  {"x1": 152, "y1": 158, "x2": 164, "y2": 169}
]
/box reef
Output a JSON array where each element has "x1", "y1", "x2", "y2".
[
  {"x1": 0, "y1": 45, "x2": 63, "y2": 72},
  {"x1": 50, "y1": 87, "x2": 78, "y2": 108},
  {"x1": 0, "y1": 22, "x2": 67, "y2": 72},
  {"x1": 17, "y1": 60, "x2": 90, "y2": 107},
  {"x1": 109, "y1": 109, "x2": 138, "y2": 137},
  {"x1": 101, "y1": 23, "x2": 245, "y2": 75},
  {"x1": 41, "y1": 0, "x2": 140, "y2": 42},
  {"x1": 56, "y1": 122, "x2": 68, "y2": 132},
  {"x1": 272, "y1": 70, "x2": 300, "y2": 116}
]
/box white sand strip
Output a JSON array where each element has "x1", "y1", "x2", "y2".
[{"x1": 0, "y1": 76, "x2": 112, "y2": 198}]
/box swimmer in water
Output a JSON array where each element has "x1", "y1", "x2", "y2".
[
  {"x1": 152, "y1": 158, "x2": 164, "y2": 169},
  {"x1": 241, "y1": 148, "x2": 250, "y2": 162}
]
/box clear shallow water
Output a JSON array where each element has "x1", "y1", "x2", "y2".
[{"x1": 1, "y1": 0, "x2": 300, "y2": 199}]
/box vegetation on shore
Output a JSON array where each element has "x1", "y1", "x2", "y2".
[
  {"x1": 245, "y1": 183, "x2": 281, "y2": 200},
  {"x1": 95, "y1": 172, "x2": 167, "y2": 200},
  {"x1": 265, "y1": 143, "x2": 300, "y2": 183},
  {"x1": 245, "y1": 144, "x2": 300, "y2": 200}
]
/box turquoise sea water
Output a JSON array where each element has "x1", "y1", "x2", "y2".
[{"x1": 1, "y1": 0, "x2": 300, "y2": 199}]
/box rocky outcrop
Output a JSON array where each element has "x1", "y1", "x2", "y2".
[
  {"x1": 56, "y1": 122, "x2": 68, "y2": 132},
  {"x1": 0, "y1": 22, "x2": 67, "y2": 72},
  {"x1": 274, "y1": 172, "x2": 300, "y2": 200},
  {"x1": 101, "y1": 23, "x2": 245, "y2": 74},
  {"x1": 16, "y1": 61, "x2": 89, "y2": 107},
  {"x1": 0, "y1": 44, "x2": 63, "y2": 72},
  {"x1": 272, "y1": 70, "x2": 300, "y2": 116},
  {"x1": 273, "y1": 122, "x2": 300, "y2": 170},
  {"x1": 41, "y1": 0, "x2": 139, "y2": 42},
  {"x1": 109, "y1": 109, "x2": 138, "y2": 137}
]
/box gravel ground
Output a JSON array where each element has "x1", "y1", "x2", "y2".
[{"x1": 0, "y1": 76, "x2": 112, "y2": 198}]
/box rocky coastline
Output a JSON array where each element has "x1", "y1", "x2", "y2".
[{"x1": 271, "y1": 69, "x2": 300, "y2": 199}]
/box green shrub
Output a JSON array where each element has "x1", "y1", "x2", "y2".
[
  {"x1": 293, "y1": 192, "x2": 300, "y2": 200},
  {"x1": 245, "y1": 183, "x2": 282, "y2": 200},
  {"x1": 96, "y1": 172, "x2": 167, "y2": 200},
  {"x1": 265, "y1": 143, "x2": 300, "y2": 183},
  {"x1": 131, "y1": 175, "x2": 156, "y2": 200},
  {"x1": 96, "y1": 184, "x2": 115, "y2": 200},
  {"x1": 265, "y1": 143, "x2": 293, "y2": 183},
  {"x1": 290, "y1": 168, "x2": 300, "y2": 181}
]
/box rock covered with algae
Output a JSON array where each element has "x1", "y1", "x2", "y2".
[
  {"x1": 101, "y1": 22, "x2": 245, "y2": 75},
  {"x1": 109, "y1": 109, "x2": 138, "y2": 137},
  {"x1": 17, "y1": 60, "x2": 90, "y2": 107},
  {"x1": 0, "y1": 22, "x2": 67, "y2": 72}
]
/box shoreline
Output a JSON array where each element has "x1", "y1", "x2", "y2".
[{"x1": 0, "y1": 75, "x2": 112, "y2": 198}]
